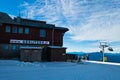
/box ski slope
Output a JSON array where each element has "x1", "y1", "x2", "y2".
[{"x1": 0, "y1": 60, "x2": 120, "y2": 80}]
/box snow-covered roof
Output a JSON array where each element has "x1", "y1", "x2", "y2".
[
  {"x1": 20, "y1": 46, "x2": 42, "y2": 49},
  {"x1": 47, "y1": 46, "x2": 67, "y2": 49}
]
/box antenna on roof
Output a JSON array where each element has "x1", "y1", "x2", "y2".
[
  {"x1": 16, "y1": 9, "x2": 21, "y2": 23},
  {"x1": 18, "y1": 9, "x2": 21, "y2": 18},
  {"x1": 26, "y1": 10, "x2": 28, "y2": 18}
]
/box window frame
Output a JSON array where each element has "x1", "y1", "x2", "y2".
[
  {"x1": 25, "y1": 28, "x2": 29, "y2": 34},
  {"x1": 5, "y1": 26, "x2": 11, "y2": 33},
  {"x1": 12, "y1": 27, "x2": 18, "y2": 33},
  {"x1": 4, "y1": 44, "x2": 9, "y2": 50},
  {"x1": 18, "y1": 27, "x2": 23, "y2": 34},
  {"x1": 40, "y1": 29, "x2": 46, "y2": 37},
  {"x1": 12, "y1": 45, "x2": 17, "y2": 50}
]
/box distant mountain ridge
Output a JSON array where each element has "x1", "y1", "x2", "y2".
[
  {"x1": 67, "y1": 52, "x2": 120, "y2": 54},
  {"x1": 67, "y1": 52, "x2": 120, "y2": 63},
  {"x1": 67, "y1": 52, "x2": 86, "y2": 54}
]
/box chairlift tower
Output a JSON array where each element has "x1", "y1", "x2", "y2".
[{"x1": 99, "y1": 42, "x2": 113, "y2": 62}]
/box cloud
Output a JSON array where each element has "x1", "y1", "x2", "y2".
[
  {"x1": 20, "y1": 0, "x2": 86, "y2": 25},
  {"x1": 67, "y1": 0, "x2": 120, "y2": 42},
  {"x1": 70, "y1": 9, "x2": 120, "y2": 42},
  {"x1": 20, "y1": 0, "x2": 120, "y2": 52}
]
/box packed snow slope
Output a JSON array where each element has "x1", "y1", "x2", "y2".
[{"x1": 0, "y1": 60, "x2": 120, "y2": 80}]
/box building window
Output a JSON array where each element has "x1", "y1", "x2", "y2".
[
  {"x1": 40, "y1": 29, "x2": 46, "y2": 37},
  {"x1": 25, "y1": 28, "x2": 29, "y2": 34},
  {"x1": 19, "y1": 27, "x2": 23, "y2": 34},
  {"x1": 12, "y1": 27, "x2": 17, "y2": 33},
  {"x1": 4, "y1": 44, "x2": 9, "y2": 50},
  {"x1": 12, "y1": 45, "x2": 17, "y2": 50},
  {"x1": 5, "y1": 26, "x2": 11, "y2": 33}
]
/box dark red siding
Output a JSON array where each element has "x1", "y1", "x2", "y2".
[
  {"x1": 0, "y1": 23, "x2": 66, "y2": 46},
  {"x1": 0, "y1": 12, "x2": 68, "y2": 60}
]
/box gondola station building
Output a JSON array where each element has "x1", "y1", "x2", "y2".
[{"x1": 0, "y1": 12, "x2": 68, "y2": 62}]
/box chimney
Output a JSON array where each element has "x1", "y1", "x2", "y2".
[{"x1": 16, "y1": 16, "x2": 21, "y2": 23}]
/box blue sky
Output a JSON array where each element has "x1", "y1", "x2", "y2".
[{"x1": 0, "y1": 0, "x2": 120, "y2": 53}]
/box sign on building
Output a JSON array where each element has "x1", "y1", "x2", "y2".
[{"x1": 10, "y1": 39, "x2": 50, "y2": 45}]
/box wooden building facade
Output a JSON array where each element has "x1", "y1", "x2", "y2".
[{"x1": 0, "y1": 12, "x2": 68, "y2": 61}]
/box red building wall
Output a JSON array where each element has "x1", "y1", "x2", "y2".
[
  {"x1": 0, "y1": 23, "x2": 66, "y2": 46},
  {"x1": 0, "y1": 12, "x2": 68, "y2": 59}
]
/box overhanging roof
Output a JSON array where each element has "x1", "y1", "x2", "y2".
[
  {"x1": 47, "y1": 46, "x2": 67, "y2": 49},
  {"x1": 0, "y1": 12, "x2": 69, "y2": 31},
  {"x1": 0, "y1": 12, "x2": 17, "y2": 25}
]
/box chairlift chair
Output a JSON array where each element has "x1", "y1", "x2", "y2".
[{"x1": 108, "y1": 47, "x2": 113, "y2": 51}]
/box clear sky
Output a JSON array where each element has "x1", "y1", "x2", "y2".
[{"x1": 0, "y1": 0, "x2": 120, "y2": 53}]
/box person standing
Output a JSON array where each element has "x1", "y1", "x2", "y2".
[
  {"x1": 77, "y1": 56, "x2": 81, "y2": 63},
  {"x1": 86, "y1": 53, "x2": 90, "y2": 60}
]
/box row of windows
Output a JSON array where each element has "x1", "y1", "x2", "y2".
[
  {"x1": 4, "y1": 44, "x2": 18, "y2": 50},
  {"x1": 5, "y1": 26, "x2": 29, "y2": 34},
  {"x1": 5, "y1": 26, "x2": 46, "y2": 37},
  {"x1": 4, "y1": 44, "x2": 43, "y2": 51}
]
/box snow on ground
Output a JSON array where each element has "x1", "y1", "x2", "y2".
[
  {"x1": 88, "y1": 60, "x2": 120, "y2": 66},
  {"x1": 0, "y1": 60, "x2": 120, "y2": 80}
]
